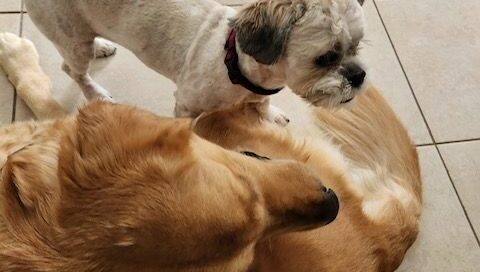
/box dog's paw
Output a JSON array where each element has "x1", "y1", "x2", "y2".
[
  {"x1": 90, "y1": 84, "x2": 115, "y2": 103},
  {"x1": 0, "y1": 32, "x2": 39, "y2": 76},
  {"x1": 97, "y1": 95, "x2": 115, "y2": 103},
  {"x1": 86, "y1": 81, "x2": 115, "y2": 103},
  {"x1": 265, "y1": 105, "x2": 290, "y2": 127},
  {"x1": 94, "y1": 38, "x2": 117, "y2": 58}
]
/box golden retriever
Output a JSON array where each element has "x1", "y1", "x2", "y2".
[
  {"x1": 193, "y1": 89, "x2": 421, "y2": 271},
  {"x1": 0, "y1": 33, "x2": 421, "y2": 272}
]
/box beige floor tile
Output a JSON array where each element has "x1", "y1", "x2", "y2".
[
  {"x1": 359, "y1": 1, "x2": 431, "y2": 145},
  {"x1": 16, "y1": 16, "x2": 177, "y2": 121},
  {"x1": 439, "y1": 141, "x2": 480, "y2": 235},
  {"x1": 0, "y1": 14, "x2": 21, "y2": 125},
  {"x1": 375, "y1": 0, "x2": 480, "y2": 142},
  {"x1": 0, "y1": 0, "x2": 21, "y2": 12},
  {"x1": 216, "y1": 0, "x2": 253, "y2": 6},
  {"x1": 397, "y1": 146, "x2": 480, "y2": 271}
]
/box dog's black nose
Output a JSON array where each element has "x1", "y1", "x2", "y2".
[
  {"x1": 349, "y1": 70, "x2": 366, "y2": 88},
  {"x1": 341, "y1": 63, "x2": 366, "y2": 88},
  {"x1": 316, "y1": 188, "x2": 340, "y2": 225}
]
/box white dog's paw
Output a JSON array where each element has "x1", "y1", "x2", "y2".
[
  {"x1": 265, "y1": 105, "x2": 290, "y2": 127},
  {"x1": 0, "y1": 32, "x2": 39, "y2": 75},
  {"x1": 86, "y1": 81, "x2": 115, "y2": 102},
  {"x1": 97, "y1": 95, "x2": 115, "y2": 103},
  {"x1": 94, "y1": 38, "x2": 117, "y2": 58}
]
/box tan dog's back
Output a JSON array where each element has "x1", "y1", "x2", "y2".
[
  {"x1": 250, "y1": 88, "x2": 421, "y2": 271},
  {"x1": 192, "y1": 86, "x2": 421, "y2": 271}
]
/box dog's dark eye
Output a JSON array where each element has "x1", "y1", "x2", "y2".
[
  {"x1": 241, "y1": 151, "x2": 271, "y2": 161},
  {"x1": 315, "y1": 51, "x2": 341, "y2": 67}
]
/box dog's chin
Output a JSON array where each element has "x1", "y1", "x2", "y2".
[
  {"x1": 292, "y1": 73, "x2": 367, "y2": 109},
  {"x1": 302, "y1": 84, "x2": 359, "y2": 109}
]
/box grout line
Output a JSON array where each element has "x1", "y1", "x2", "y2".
[
  {"x1": 436, "y1": 138, "x2": 480, "y2": 146},
  {"x1": 417, "y1": 138, "x2": 480, "y2": 147},
  {"x1": 0, "y1": 11, "x2": 24, "y2": 14},
  {"x1": 10, "y1": 91, "x2": 17, "y2": 123},
  {"x1": 372, "y1": 0, "x2": 480, "y2": 248},
  {"x1": 11, "y1": 0, "x2": 25, "y2": 122},
  {"x1": 416, "y1": 143, "x2": 434, "y2": 148},
  {"x1": 372, "y1": 0, "x2": 436, "y2": 144},
  {"x1": 19, "y1": 0, "x2": 24, "y2": 37},
  {"x1": 435, "y1": 144, "x2": 480, "y2": 246},
  {"x1": 10, "y1": 3, "x2": 24, "y2": 123}
]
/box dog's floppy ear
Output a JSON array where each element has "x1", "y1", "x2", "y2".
[
  {"x1": 1, "y1": 154, "x2": 58, "y2": 237},
  {"x1": 230, "y1": 0, "x2": 306, "y2": 65}
]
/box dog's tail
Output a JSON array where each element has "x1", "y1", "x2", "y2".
[{"x1": 0, "y1": 32, "x2": 66, "y2": 120}]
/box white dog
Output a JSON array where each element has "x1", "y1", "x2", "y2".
[{"x1": 24, "y1": 0, "x2": 366, "y2": 125}]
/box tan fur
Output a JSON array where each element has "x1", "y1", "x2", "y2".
[
  {"x1": 0, "y1": 33, "x2": 421, "y2": 271},
  {"x1": 193, "y1": 86, "x2": 421, "y2": 271},
  {"x1": 0, "y1": 33, "x2": 339, "y2": 272}
]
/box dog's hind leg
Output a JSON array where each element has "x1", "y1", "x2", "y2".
[
  {"x1": 0, "y1": 32, "x2": 66, "y2": 120},
  {"x1": 58, "y1": 40, "x2": 114, "y2": 102}
]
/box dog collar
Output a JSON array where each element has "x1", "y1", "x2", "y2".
[{"x1": 224, "y1": 30, "x2": 283, "y2": 96}]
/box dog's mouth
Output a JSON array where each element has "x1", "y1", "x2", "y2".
[{"x1": 240, "y1": 151, "x2": 271, "y2": 161}]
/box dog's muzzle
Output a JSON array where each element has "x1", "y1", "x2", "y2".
[
  {"x1": 319, "y1": 188, "x2": 340, "y2": 225},
  {"x1": 340, "y1": 62, "x2": 366, "y2": 89}
]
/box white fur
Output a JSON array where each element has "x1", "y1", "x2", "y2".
[
  {"x1": 286, "y1": 0, "x2": 367, "y2": 107},
  {"x1": 24, "y1": 0, "x2": 365, "y2": 124},
  {"x1": 348, "y1": 164, "x2": 417, "y2": 222}
]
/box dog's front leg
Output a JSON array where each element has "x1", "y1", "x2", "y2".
[
  {"x1": 253, "y1": 99, "x2": 290, "y2": 127},
  {"x1": 0, "y1": 33, "x2": 66, "y2": 120},
  {"x1": 174, "y1": 101, "x2": 200, "y2": 118},
  {"x1": 58, "y1": 38, "x2": 115, "y2": 103}
]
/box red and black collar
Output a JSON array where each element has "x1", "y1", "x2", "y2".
[{"x1": 224, "y1": 30, "x2": 283, "y2": 96}]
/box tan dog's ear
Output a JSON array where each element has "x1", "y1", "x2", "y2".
[
  {"x1": 1, "y1": 151, "x2": 59, "y2": 230},
  {"x1": 2, "y1": 159, "x2": 37, "y2": 218},
  {"x1": 1, "y1": 154, "x2": 64, "y2": 249},
  {"x1": 190, "y1": 111, "x2": 210, "y2": 131},
  {"x1": 1, "y1": 158, "x2": 51, "y2": 236},
  {"x1": 230, "y1": 0, "x2": 306, "y2": 65}
]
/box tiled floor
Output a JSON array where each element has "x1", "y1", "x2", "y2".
[{"x1": 1, "y1": 0, "x2": 479, "y2": 270}]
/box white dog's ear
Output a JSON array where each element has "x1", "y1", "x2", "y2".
[{"x1": 230, "y1": 0, "x2": 306, "y2": 65}]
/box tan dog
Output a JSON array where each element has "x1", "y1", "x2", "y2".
[
  {"x1": 0, "y1": 33, "x2": 421, "y2": 271},
  {"x1": 193, "y1": 84, "x2": 422, "y2": 271},
  {"x1": 0, "y1": 33, "x2": 339, "y2": 271}
]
